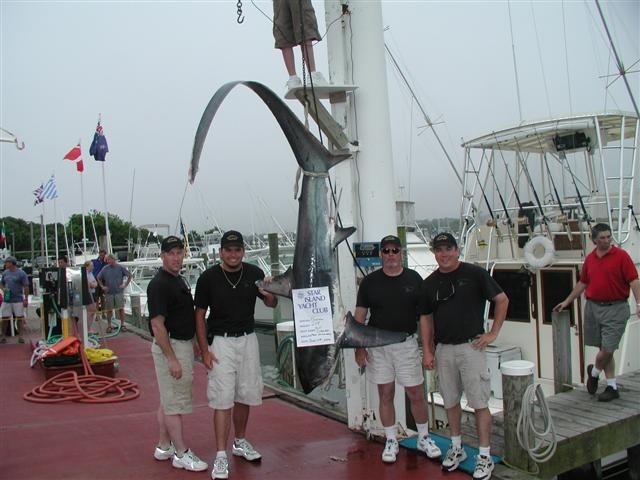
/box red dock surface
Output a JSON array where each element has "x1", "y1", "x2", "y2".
[{"x1": 1, "y1": 329, "x2": 469, "y2": 480}]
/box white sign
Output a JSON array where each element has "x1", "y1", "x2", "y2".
[{"x1": 292, "y1": 286, "x2": 334, "y2": 347}]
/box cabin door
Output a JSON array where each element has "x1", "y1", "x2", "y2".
[{"x1": 537, "y1": 268, "x2": 582, "y2": 383}]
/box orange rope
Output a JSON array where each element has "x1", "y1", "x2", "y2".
[{"x1": 24, "y1": 348, "x2": 139, "y2": 404}]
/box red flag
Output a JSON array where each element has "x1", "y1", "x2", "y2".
[
  {"x1": 76, "y1": 160, "x2": 84, "y2": 172},
  {"x1": 64, "y1": 144, "x2": 82, "y2": 161}
]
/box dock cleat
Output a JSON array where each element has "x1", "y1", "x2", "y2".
[{"x1": 442, "y1": 445, "x2": 467, "y2": 471}]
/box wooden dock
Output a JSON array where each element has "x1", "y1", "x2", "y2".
[{"x1": 452, "y1": 370, "x2": 640, "y2": 479}]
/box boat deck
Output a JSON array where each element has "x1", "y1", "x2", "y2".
[{"x1": 0, "y1": 324, "x2": 468, "y2": 480}]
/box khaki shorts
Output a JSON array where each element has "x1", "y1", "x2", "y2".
[
  {"x1": 435, "y1": 342, "x2": 491, "y2": 410},
  {"x1": 152, "y1": 338, "x2": 194, "y2": 415},
  {"x1": 104, "y1": 293, "x2": 125, "y2": 310},
  {"x1": 584, "y1": 300, "x2": 630, "y2": 352},
  {"x1": 207, "y1": 333, "x2": 263, "y2": 410},
  {"x1": 1, "y1": 302, "x2": 25, "y2": 319},
  {"x1": 273, "y1": 0, "x2": 321, "y2": 49},
  {"x1": 366, "y1": 335, "x2": 423, "y2": 387}
]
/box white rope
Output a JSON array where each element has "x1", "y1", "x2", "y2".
[{"x1": 516, "y1": 383, "x2": 557, "y2": 463}]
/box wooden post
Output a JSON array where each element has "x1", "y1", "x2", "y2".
[
  {"x1": 552, "y1": 310, "x2": 572, "y2": 393},
  {"x1": 629, "y1": 443, "x2": 640, "y2": 480},
  {"x1": 501, "y1": 360, "x2": 535, "y2": 472},
  {"x1": 130, "y1": 294, "x2": 141, "y2": 328}
]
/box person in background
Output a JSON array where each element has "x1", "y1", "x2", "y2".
[
  {"x1": 83, "y1": 261, "x2": 98, "y2": 334},
  {"x1": 354, "y1": 234, "x2": 441, "y2": 464},
  {"x1": 194, "y1": 230, "x2": 277, "y2": 480},
  {"x1": 97, "y1": 253, "x2": 132, "y2": 333},
  {"x1": 273, "y1": 0, "x2": 328, "y2": 90},
  {"x1": 0, "y1": 256, "x2": 29, "y2": 344},
  {"x1": 419, "y1": 232, "x2": 508, "y2": 480},
  {"x1": 148, "y1": 235, "x2": 208, "y2": 473},
  {"x1": 92, "y1": 249, "x2": 108, "y2": 317},
  {"x1": 554, "y1": 223, "x2": 640, "y2": 402}
]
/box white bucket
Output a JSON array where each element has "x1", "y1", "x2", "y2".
[{"x1": 500, "y1": 360, "x2": 535, "y2": 376}]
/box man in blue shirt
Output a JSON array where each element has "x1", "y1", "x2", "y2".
[{"x1": 1, "y1": 256, "x2": 30, "y2": 343}]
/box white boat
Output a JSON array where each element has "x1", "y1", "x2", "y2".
[{"x1": 458, "y1": 111, "x2": 639, "y2": 393}]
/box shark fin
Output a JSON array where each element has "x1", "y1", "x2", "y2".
[
  {"x1": 336, "y1": 311, "x2": 409, "y2": 349},
  {"x1": 333, "y1": 226, "x2": 356, "y2": 249},
  {"x1": 256, "y1": 267, "x2": 293, "y2": 298}
]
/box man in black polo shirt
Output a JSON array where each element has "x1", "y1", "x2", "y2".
[
  {"x1": 194, "y1": 230, "x2": 277, "y2": 480},
  {"x1": 147, "y1": 236, "x2": 207, "y2": 473}
]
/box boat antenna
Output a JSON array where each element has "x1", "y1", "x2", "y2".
[
  {"x1": 506, "y1": 0, "x2": 523, "y2": 122},
  {"x1": 594, "y1": 0, "x2": 640, "y2": 119}
]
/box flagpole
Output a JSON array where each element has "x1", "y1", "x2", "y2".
[
  {"x1": 101, "y1": 162, "x2": 112, "y2": 254},
  {"x1": 42, "y1": 202, "x2": 49, "y2": 265},
  {"x1": 81, "y1": 167, "x2": 87, "y2": 262}
]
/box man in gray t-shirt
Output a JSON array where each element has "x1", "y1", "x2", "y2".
[{"x1": 97, "y1": 254, "x2": 132, "y2": 333}]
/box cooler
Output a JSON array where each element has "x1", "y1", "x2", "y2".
[{"x1": 485, "y1": 344, "x2": 521, "y2": 399}]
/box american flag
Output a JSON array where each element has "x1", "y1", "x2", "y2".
[{"x1": 33, "y1": 184, "x2": 44, "y2": 205}]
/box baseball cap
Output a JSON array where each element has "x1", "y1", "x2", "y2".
[
  {"x1": 4, "y1": 256, "x2": 17, "y2": 265},
  {"x1": 221, "y1": 230, "x2": 244, "y2": 248},
  {"x1": 431, "y1": 232, "x2": 457, "y2": 248},
  {"x1": 380, "y1": 235, "x2": 402, "y2": 248},
  {"x1": 161, "y1": 235, "x2": 184, "y2": 252}
]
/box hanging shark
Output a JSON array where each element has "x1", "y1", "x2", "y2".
[{"x1": 190, "y1": 81, "x2": 407, "y2": 393}]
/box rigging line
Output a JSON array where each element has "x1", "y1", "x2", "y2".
[
  {"x1": 529, "y1": 1, "x2": 552, "y2": 117},
  {"x1": 384, "y1": 42, "x2": 462, "y2": 185},
  {"x1": 594, "y1": 0, "x2": 640, "y2": 120},
  {"x1": 175, "y1": 179, "x2": 190, "y2": 236},
  {"x1": 506, "y1": 0, "x2": 523, "y2": 123},
  {"x1": 561, "y1": 0, "x2": 573, "y2": 115}
]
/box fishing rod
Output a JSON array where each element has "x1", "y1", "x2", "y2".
[
  {"x1": 492, "y1": 133, "x2": 533, "y2": 240},
  {"x1": 561, "y1": 151, "x2": 592, "y2": 229},
  {"x1": 513, "y1": 138, "x2": 552, "y2": 237},
  {"x1": 467, "y1": 150, "x2": 502, "y2": 240},
  {"x1": 485, "y1": 152, "x2": 515, "y2": 255},
  {"x1": 535, "y1": 131, "x2": 573, "y2": 242}
]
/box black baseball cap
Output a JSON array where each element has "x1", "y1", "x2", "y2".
[
  {"x1": 380, "y1": 235, "x2": 402, "y2": 248},
  {"x1": 431, "y1": 232, "x2": 457, "y2": 248},
  {"x1": 161, "y1": 235, "x2": 184, "y2": 252},
  {"x1": 221, "y1": 230, "x2": 244, "y2": 248}
]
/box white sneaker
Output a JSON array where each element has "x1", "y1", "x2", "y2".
[
  {"x1": 473, "y1": 454, "x2": 494, "y2": 480},
  {"x1": 417, "y1": 434, "x2": 441, "y2": 459},
  {"x1": 310, "y1": 71, "x2": 328, "y2": 86},
  {"x1": 381, "y1": 438, "x2": 399, "y2": 463},
  {"x1": 212, "y1": 456, "x2": 229, "y2": 479},
  {"x1": 172, "y1": 449, "x2": 208, "y2": 472},
  {"x1": 153, "y1": 443, "x2": 175, "y2": 461},
  {"x1": 232, "y1": 438, "x2": 262, "y2": 461},
  {"x1": 441, "y1": 445, "x2": 467, "y2": 472},
  {"x1": 286, "y1": 76, "x2": 302, "y2": 90}
]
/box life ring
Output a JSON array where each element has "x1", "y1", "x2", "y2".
[{"x1": 523, "y1": 236, "x2": 556, "y2": 268}]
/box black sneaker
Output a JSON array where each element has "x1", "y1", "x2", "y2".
[
  {"x1": 586, "y1": 364, "x2": 599, "y2": 394},
  {"x1": 598, "y1": 386, "x2": 619, "y2": 402}
]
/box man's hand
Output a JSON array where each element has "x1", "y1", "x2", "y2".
[
  {"x1": 354, "y1": 347, "x2": 368, "y2": 368},
  {"x1": 201, "y1": 349, "x2": 218, "y2": 370},
  {"x1": 472, "y1": 332, "x2": 496, "y2": 350},
  {"x1": 422, "y1": 350, "x2": 435, "y2": 370},
  {"x1": 552, "y1": 301, "x2": 568, "y2": 313},
  {"x1": 168, "y1": 358, "x2": 182, "y2": 379}
]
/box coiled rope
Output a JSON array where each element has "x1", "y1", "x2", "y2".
[
  {"x1": 516, "y1": 383, "x2": 557, "y2": 463},
  {"x1": 24, "y1": 347, "x2": 139, "y2": 404}
]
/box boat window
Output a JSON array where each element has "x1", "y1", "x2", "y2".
[
  {"x1": 540, "y1": 270, "x2": 575, "y2": 326},
  {"x1": 489, "y1": 270, "x2": 532, "y2": 322}
]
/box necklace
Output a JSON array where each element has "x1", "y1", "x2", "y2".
[{"x1": 221, "y1": 264, "x2": 243, "y2": 289}]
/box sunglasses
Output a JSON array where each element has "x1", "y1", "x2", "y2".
[
  {"x1": 382, "y1": 247, "x2": 401, "y2": 255},
  {"x1": 436, "y1": 280, "x2": 455, "y2": 302}
]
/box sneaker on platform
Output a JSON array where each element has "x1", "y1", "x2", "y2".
[
  {"x1": 381, "y1": 438, "x2": 399, "y2": 463},
  {"x1": 172, "y1": 449, "x2": 208, "y2": 472},
  {"x1": 598, "y1": 385, "x2": 620, "y2": 402},
  {"x1": 232, "y1": 438, "x2": 261, "y2": 461},
  {"x1": 473, "y1": 454, "x2": 494, "y2": 479},
  {"x1": 310, "y1": 71, "x2": 328, "y2": 86},
  {"x1": 586, "y1": 364, "x2": 599, "y2": 394},
  {"x1": 417, "y1": 434, "x2": 441, "y2": 459},
  {"x1": 286, "y1": 76, "x2": 302, "y2": 90},
  {"x1": 212, "y1": 456, "x2": 229, "y2": 479},
  {"x1": 442, "y1": 445, "x2": 467, "y2": 472},
  {"x1": 153, "y1": 443, "x2": 175, "y2": 461}
]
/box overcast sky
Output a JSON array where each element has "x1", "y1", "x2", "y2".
[{"x1": 1, "y1": 1, "x2": 638, "y2": 240}]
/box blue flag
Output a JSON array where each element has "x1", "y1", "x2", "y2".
[{"x1": 89, "y1": 122, "x2": 109, "y2": 161}]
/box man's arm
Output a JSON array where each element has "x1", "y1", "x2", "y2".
[
  {"x1": 420, "y1": 313, "x2": 436, "y2": 370},
  {"x1": 473, "y1": 292, "x2": 509, "y2": 349},
  {"x1": 553, "y1": 281, "x2": 587, "y2": 312},
  {"x1": 259, "y1": 289, "x2": 278, "y2": 308},
  {"x1": 630, "y1": 278, "x2": 640, "y2": 318},
  {"x1": 353, "y1": 306, "x2": 368, "y2": 368},
  {"x1": 195, "y1": 307, "x2": 216, "y2": 369},
  {"x1": 150, "y1": 314, "x2": 182, "y2": 379}
]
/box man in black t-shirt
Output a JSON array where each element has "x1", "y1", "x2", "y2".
[
  {"x1": 355, "y1": 235, "x2": 441, "y2": 464},
  {"x1": 147, "y1": 236, "x2": 207, "y2": 472},
  {"x1": 194, "y1": 230, "x2": 277, "y2": 480},
  {"x1": 419, "y1": 232, "x2": 508, "y2": 479}
]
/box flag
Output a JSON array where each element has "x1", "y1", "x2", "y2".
[
  {"x1": 33, "y1": 184, "x2": 44, "y2": 205},
  {"x1": 42, "y1": 174, "x2": 58, "y2": 200},
  {"x1": 0, "y1": 223, "x2": 5, "y2": 246},
  {"x1": 76, "y1": 159, "x2": 84, "y2": 172},
  {"x1": 89, "y1": 122, "x2": 109, "y2": 161},
  {"x1": 63, "y1": 144, "x2": 81, "y2": 161}
]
